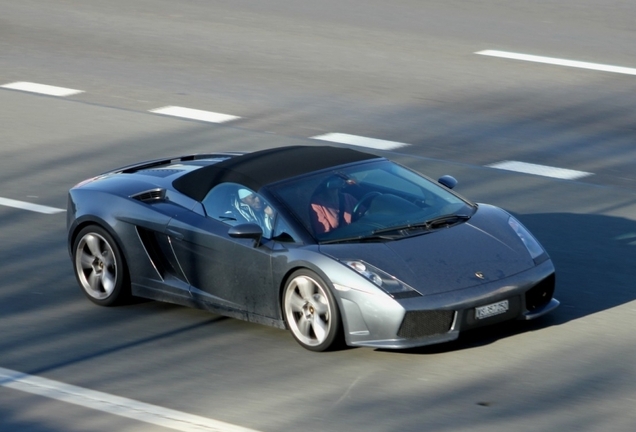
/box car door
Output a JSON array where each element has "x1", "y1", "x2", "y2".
[{"x1": 165, "y1": 184, "x2": 276, "y2": 319}]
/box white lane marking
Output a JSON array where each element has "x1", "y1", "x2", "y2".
[
  {"x1": 0, "y1": 197, "x2": 65, "y2": 214},
  {"x1": 0, "y1": 81, "x2": 84, "y2": 96},
  {"x1": 311, "y1": 133, "x2": 409, "y2": 150},
  {"x1": 475, "y1": 50, "x2": 636, "y2": 76},
  {"x1": 486, "y1": 161, "x2": 593, "y2": 180},
  {"x1": 150, "y1": 106, "x2": 240, "y2": 123},
  {"x1": 0, "y1": 367, "x2": 261, "y2": 432}
]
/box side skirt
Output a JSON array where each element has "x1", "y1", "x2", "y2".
[{"x1": 132, "y1": 283, "x2": 286, "y2": 330}]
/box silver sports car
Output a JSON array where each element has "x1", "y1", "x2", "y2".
[{"x1": 67, "y1": 145, "x2": 559, "y2": 351}]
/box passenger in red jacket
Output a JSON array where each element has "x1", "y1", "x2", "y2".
[{"x1": 309, "y1": 176, "x2": 358, "y2": 235}]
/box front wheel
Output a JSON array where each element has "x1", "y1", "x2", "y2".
[
  {"x1": 72, "y1": 225, "x2": 130, "y2": 306},
  {"x1": 283, "y1": 270, "x2": 342, "y2": 352}
]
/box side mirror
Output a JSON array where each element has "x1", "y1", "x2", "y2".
[
  {"x1": 228, "y1": 223, "x2": 263, "y2": 247},
  {"x1": 438, "y1": 175, "x2": 458, "y2": 189}
]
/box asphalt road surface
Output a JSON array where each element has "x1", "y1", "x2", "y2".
[{"x1": 1, "y1": 1, "x2": 635, "y2": 431}]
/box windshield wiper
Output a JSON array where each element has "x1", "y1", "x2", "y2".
[
  {"x1": 371, "y1": 214, "x2": 471, "y2": 236},
  {"x1": 320, "y1": 214, "x2": 471, "y2": 244},
  {"x1": 320, "y1": 233, "x2": 398, "y2": 245},
  {"x1": 425, "y1": 214, "x2": 471, "y2": 229}
]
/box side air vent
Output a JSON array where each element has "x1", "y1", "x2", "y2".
[
  {"x1": 137, "y1": 169, "x2": 184, "y2": 178},
  {"x1": 136, "y1": 227, "x2": 184, "y2": 281},
  {"x1": 131, "y1": 188, "x2": 166, "y2": 202}
]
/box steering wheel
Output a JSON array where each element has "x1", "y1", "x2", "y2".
[{"x1": 352, "y1": 192, "x2": 382, "y2": 221}]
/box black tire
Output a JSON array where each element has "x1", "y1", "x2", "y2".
[
  {"x1": 282, "y1": 269, "x2": 342, "y2": 352},
  {"x1": 72, "y1": 225, "x2": 130, "y2": 306}
]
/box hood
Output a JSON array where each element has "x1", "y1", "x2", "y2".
[{"x1": 319, "y1": 205, "x2": 536, "y2": 296}]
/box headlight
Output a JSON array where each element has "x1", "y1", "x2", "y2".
[
  {"x1": 508, "y1": 216, "x2": 545, "y2": 260},
  {"x1": 344, "y1": 260, "x2": 421, "y2": 298}
]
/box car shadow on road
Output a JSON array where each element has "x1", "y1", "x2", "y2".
[{"x1": 380, "y1": 211, "x2": 636, "y2": 355}]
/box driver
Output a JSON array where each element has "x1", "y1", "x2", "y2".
[
  {"x1": 234, "y1": 188, "x2": 275, "y2": 237},
  {"x1": 309, "y1": 176, "x2": 358, "y2": 234}
]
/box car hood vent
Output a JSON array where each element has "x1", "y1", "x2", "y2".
[{"x1": 131, "y1": 188, "x2": 166, "y2": 202}]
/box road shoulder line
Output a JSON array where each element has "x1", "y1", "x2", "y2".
[{"x1": 0, "y1": 367, "x2": 261, "y2": 432}]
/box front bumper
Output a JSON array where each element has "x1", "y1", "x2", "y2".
[{"x1": 337, "y1": 259, "x2": 557, "y2": 349}]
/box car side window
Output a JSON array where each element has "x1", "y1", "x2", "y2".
[
  {"x1": 271, "y1": 214, "x2": 297, "y2": 243},
  {"x1": 202, "y1": 183, "x2": 276, "y2": 240},
  {"x1": 202, "y1": 183, "x2": 244, "y2": 225}
]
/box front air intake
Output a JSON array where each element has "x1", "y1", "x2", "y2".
[
  {"x1": 397, "y1": 310, "x2": 455, "y2": 339},
  {"x1": 525, "y1": 273, "x2": 556, "y2": 311}
]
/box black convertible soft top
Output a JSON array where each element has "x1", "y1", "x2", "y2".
[{"x1": 173, "y1": 145, "x2": 380, "y2": 201}]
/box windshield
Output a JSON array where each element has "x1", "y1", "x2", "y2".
[{"x1": 268, "y1": 160, "x2": 476, "y2": 243}]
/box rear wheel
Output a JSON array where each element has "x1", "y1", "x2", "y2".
[
  {"x1": 283, "y1": 269, "x2": 342, "y2": 352},
  {"x1": 73, "y1": 225, "x2": 130, "y2": 306}
]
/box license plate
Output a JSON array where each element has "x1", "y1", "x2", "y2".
[{"x1": 475, "y1": 300, "x2": 509, "y2": 320}]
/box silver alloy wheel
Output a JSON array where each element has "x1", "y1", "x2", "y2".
[
  {"x1": 75, "y1": 232, "x2": 118, "y2": 300},
  {"x1": 284, "y1": 275, "x2": 332, "y2": 348}
]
